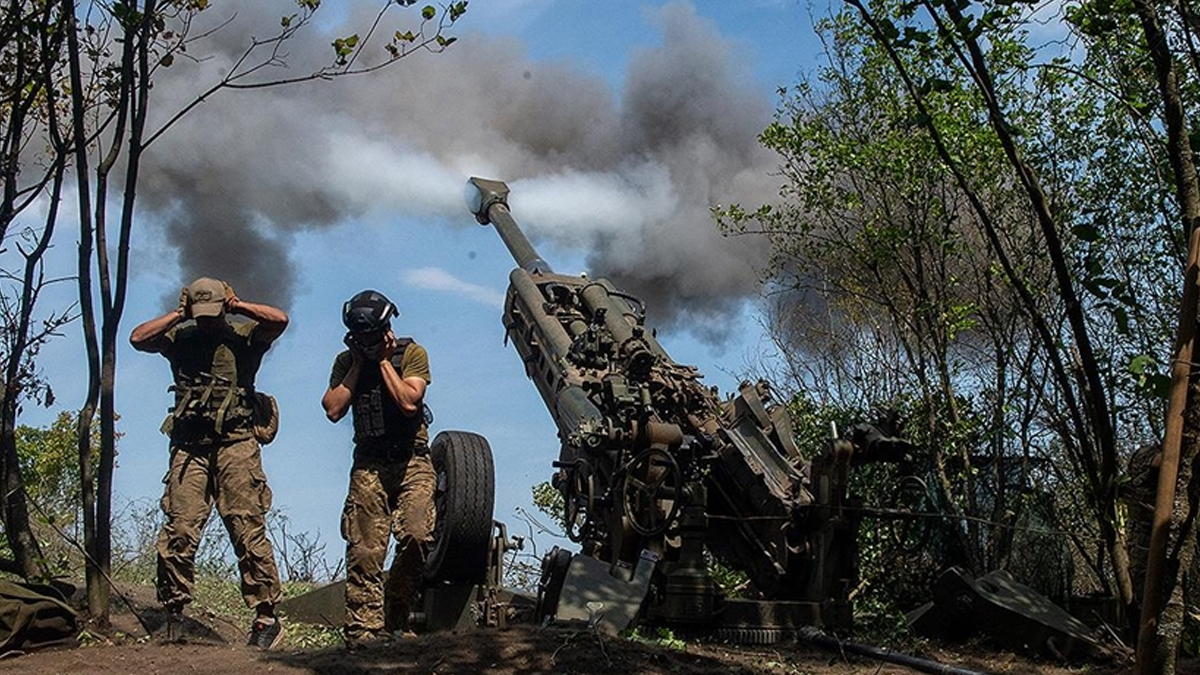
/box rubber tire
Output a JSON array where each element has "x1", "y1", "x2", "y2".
[{"x1": 424, "y1": 430, "x2": 496, "y2": 584}]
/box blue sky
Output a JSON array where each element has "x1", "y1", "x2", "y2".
[{"x1": 23, "y1": 0, "x2": 827, "y2": 576}]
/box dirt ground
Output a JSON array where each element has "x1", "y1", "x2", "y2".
[
  {"x1": 0, "y1": 627, "x2": 1156, "y2": 675},
  {"x1": 1, "y1": 584, "x2": 1197, "y2": 675}
]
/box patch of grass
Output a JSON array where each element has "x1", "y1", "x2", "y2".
[
  {"x1": 628, "y1": 626, "x2": 688, "y2": 651},
  {"x1": 285, "y1": 620, "x2": 344, "y2": 649},
  {"x1": 186, "y1": 575, "x2": 344, "y2": 648},
  {"x1": 191, "y1": 574, "x2": 250, "y2": 619}
]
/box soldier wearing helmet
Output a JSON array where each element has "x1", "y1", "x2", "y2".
[
  {"x1": 322, "y1": 290, "x2": 433, "y2": 644},
  {"x1": 129, "y1": 277, "x2": 288, "y2": 650}
]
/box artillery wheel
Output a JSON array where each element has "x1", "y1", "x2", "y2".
[
  {"x1": 424, "y1": 430, "x2": 496, "y2": 584},
  {"x1": 619, "y1": 447, "x2": 683, "y2": 537},
  {"x1": 564, "y1": 460, "x2": 596, "y2": 543}
]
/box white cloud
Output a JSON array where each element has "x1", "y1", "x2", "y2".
[{"x1": 402, "y1": 266, "x2": 506, "y2": 309}]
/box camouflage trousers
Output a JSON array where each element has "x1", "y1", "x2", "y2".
[
  {"x1": 156, "y1": 437, "x2": 282, "y2": 610},
  {"x1": 341, "y1": 451, "x2": 436, "y2": 638}
]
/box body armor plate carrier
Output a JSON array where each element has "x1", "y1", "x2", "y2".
[{"x1": 161, "y1": 371, "x2": 255, "y2": 443}]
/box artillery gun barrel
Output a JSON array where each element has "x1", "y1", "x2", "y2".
[{"x1": 465, "y1": 177, "x2": 553, "y2": 275}]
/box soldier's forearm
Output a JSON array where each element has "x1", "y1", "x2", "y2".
[
  {"x1": 130, "y1": 310, "x2": 182, "y2": 351},
  {"x1": 232, "y1": 300, "x2": 289, "y2": 340},
  {"x1": 323, "y1": 361, "x2": 362, "y2": 422},
  {"x1": 231, "y1": 299, "x2": 288, "y2": 325},
  {"x1": 323, "y1": 385, "x2": 353, "y2": 422},
  {"x1": 378, "y1": 361, "x2": 423, "y2": 414}
]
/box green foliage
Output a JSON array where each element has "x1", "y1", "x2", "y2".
[
  {"x1": 785, "y1": 391, "x2": 863, "y2": 459},
  {"x1": 332, "y1": 34, "x2": 359, "y2": 64},
  {"x1": 1128, "y1": 354, "x2": 1171, "y2": 400},
  {"x1": 10, "y1": 412, "x2": 104, "y2": 574},
  {"x1": 1183, "y1": 608, "x2": 1200, "y2": 657},
  {"x1": 110, "y1": 1, "x2": 144, "y2": 30},
  {"x1": 532, "y1": 480, "x2": 567, "y2": 531},
  {"x1": 1065, "y1": 0, "x2": 1137, "y2": 37},
  {"x1": 383, "y1": 2, "x2": 467, "y2": 59},
  {"x1": 705, "y1": 555, "x2": 748, "y2": 597},
  {"x1": 16, "y1": 412, "x2": 99, "y2": 524},
  {"x1": 627, "y1": 626, "x2": 687, "y2": 650},
  {"x1": 283, "y1": 616, "x2": 343, "y2": 649}
]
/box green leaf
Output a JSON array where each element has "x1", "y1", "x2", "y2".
[
  {"x1": 1147, "y1": 373, "x2": 1172, "y2": 400},
  {"x1": 332, "y1": 34, "x2": 359, "y2": 58},
  {"x1": 878, "y1": 18, "x2": 900, "y2": 41},
  {"x1": 1071, "y1": 224, "x2": 1101, "y2": 242},
  {"x1": 422, "y1": 5, "x2": 436, "y2": 20},
  {"x1": 1128, "y1": 354, "x2": 1155, "y2": 375},
  {"x1": 1113, "y1": 306, "x2": 1129, "y2": 335}
]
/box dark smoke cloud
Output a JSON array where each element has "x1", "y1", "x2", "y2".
[{"x1": 138, "y1": 1, "x2": 780, "y2": 341}]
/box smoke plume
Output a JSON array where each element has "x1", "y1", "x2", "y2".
[{"x1": 138, "y1": 1, "x2": 781, "y2": 341}]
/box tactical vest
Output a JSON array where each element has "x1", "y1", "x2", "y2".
[
  {"x1": 162, "y1": 322, "x2": 263, "y2": 445},
  {"x1": 352, "y1": 338, "x2": 425, "y2": 449}
]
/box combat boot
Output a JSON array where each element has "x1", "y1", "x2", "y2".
[
  {"x1": 158, "y1": 603, "x2": 184, "y2": 643},
  {"x1": 247, "y1": 616, "x2": 285, "y2": 650}
]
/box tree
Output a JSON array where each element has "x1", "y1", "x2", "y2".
[
  {"x1": 14, "y1": 411, "x2": 101, "y2": 572},
  {"x1": 0, "y1": 0, "x2": 79, "y2": 581},
  {"x1": 1065, "y1": 1, "x2": 1200, "y2": 671}
]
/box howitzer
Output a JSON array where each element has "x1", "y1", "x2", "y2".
[{"x1": 466, "y1": 177, "x2": 912, "y2": 632}]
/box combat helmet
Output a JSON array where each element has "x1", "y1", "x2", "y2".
[{"x1": 342, "y1": 290, "x2": 398, "y2": 334}]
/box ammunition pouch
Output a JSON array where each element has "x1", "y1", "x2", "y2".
[
  {"x1": 251, "y1": 392, "x2": 280, "y2": 445},
  {"x1": 160, "y1": 372, "x2": 254, "y2": 442}
]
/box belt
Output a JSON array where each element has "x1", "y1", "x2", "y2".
[{"x1": 353, "y1": 443, "x2": 428, "y2": 463}]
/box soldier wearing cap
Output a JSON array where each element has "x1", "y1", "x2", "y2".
[
  {"x1": 322, "y1": 290, "x2": 433, "y2": 644},
  {"x1": 130, "y1": 277, "x2": 288, "y2": 650}
]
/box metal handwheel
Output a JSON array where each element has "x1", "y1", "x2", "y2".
[{"x1": 619, "y1": 447, "x2": 683, "y2": 537}]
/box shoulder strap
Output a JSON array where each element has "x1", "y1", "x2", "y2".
[{"x1": 390, "y1": 338, "x2": 413, "y2": 368}]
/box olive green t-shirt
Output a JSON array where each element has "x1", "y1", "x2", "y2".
[{"x1": 329, "y1": 339, "x2": 431, "y2": 449}]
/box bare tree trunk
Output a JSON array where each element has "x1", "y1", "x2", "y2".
[
  {"x1": 62, "y1": 0, "x2": 105, "y2": 621},
  {"x1": 1154, "y1": 379, "x2": 1200, "y2": 675},
  {"x1": 0, "y1": 413, "x2": 45, "y2": 579}
]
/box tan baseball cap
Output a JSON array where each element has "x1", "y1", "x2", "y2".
[{"x1": 187, "y1": 277, "x2": 225, "y2": 317}]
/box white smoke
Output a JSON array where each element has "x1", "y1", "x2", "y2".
[{"x1": 137, "y1": 0, "x2": 781, "y2": 341}]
